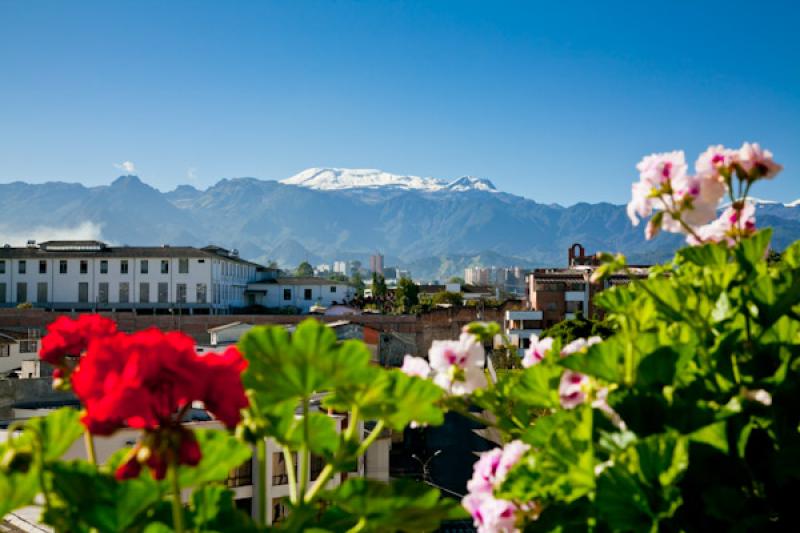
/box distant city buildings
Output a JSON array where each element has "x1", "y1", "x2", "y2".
[
  {"x1": 370, "y1": 253, "x2": 384, "y2": 275},
  {"x1": 504, "y1": 243, "x2": 649, "y2": 355},
  {"x1": 333, "y1": 261, "x2": 350, "y2": 276},
  {"x1": 464, "y1": 266, "x2": 526, "y2": 296}
]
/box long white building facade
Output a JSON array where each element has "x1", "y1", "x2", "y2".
[{"x1": 0, "y1": 240, "x2": 263, "y2": 314}]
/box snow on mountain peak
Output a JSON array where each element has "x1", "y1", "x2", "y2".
[{"x1": 281, "y1": 168, "x2": 497, "y2": 192}]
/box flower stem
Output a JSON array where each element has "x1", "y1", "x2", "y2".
[
  {"x1": 256, "y1": 439, "x2": 267, "y2": 526},
  {"x1": 283, "y1": 447, "x2": 298, "y2": 504},
  {"x1": 299, "y1": 396, "x2": 310, "y2": 498},
  {"x1": 83, "y1": 431, "x2": 97, "y2": 465},
  {"x1": 303, "y1": 463, "x2": 334, "y2": 503},
  {"x1": 169, "y1": 461, "x2": 185, "y2": 533}
]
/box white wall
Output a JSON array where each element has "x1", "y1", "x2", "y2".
[
  {"x1": 250, "y1": 282, "x2": 355, "y2": 313},
  {"x1": 0, "y1": 338, "x2": 40, "y2": 374}
]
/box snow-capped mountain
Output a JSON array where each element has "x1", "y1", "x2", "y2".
[{"x1": 281, "y1": 168, "x2": 496, "y2": 192}]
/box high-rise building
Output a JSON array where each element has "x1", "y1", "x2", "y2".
[
  {"x1": 370, "y1": 253, "x2": 384, "y2": 275},
  {"x1": 333, "y1": 261, "x2": 350, "y2": 276}
]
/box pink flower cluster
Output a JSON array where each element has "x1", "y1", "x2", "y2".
[
  {"x1": 401, "y1": 332, "x2": 487, "y2": 395},
  {"x1": 463, "y1": 440, "x2": 530, "y2": 533},
  {"x1": 627, "y1": 143, "x2": 781, "y2": 245}
]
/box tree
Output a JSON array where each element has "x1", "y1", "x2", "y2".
[
  {"x1": 431, "y1": 291, "x2": 463, "y2": 306},
  {"x1": 394, "y1": 277, "x2": 420, "y2": 313},
  {"x1": 447, "y1": 276, "x2": 465, "y2": 285},
  {"x1": 540, "y1": 314, "x2": 614, "y2": 343},
  {"x1": 350, "y1": 271, "x2": 365, "y2": 295},
  {"x1": 295, "y1": 261, "x2": 313, "y2": 277},
  {"x1": 371, "y1": 273, "x2": 388, "y2": 300}
]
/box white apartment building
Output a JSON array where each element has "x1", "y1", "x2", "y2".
[
  {"x1": 0, "y1": 241, "x2": 263, "y2": 314},
  {"x1": 332, "y1": 261, "x2": 350, "y2": 276},
  {"x1": 245, "y1": 278, "x2": 356, "y2": 313}
]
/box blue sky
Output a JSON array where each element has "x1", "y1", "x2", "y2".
[{"x1": 1, "y1": 0, "x2": 799, "y2": 205}]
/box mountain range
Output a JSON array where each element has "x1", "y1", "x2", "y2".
[{"x1": 1, "y1": 168, "x2": 798, "y2": 280}]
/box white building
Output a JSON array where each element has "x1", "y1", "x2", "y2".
[
  {"x1": 332, "y1": 261, "x2": 350, "y2": 276},
  {"x1": 0, "y1": 329, "x2": 41, "y2": 376},
  {"x1": 0, "y1": 398, "x2": 389, "y2": 526},
  {"x1": 0, "y1": 240, "x2": 265, "y2": 314},
  {"x1": 245, "y1": 278, "x2": 356, "y2": 313},
  {"x1": 503, "y1": 310, "x2": 544, "y2": 356}
]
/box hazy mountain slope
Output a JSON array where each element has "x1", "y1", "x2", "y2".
[{"x1": 1, "y1": 168, "x2": 798, "y2": 279}]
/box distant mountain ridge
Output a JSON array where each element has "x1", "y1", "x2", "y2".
[{"x1": 0, "y1": 168, "x2": 798, "y2": 280}]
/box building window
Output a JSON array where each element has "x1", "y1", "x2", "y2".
[
  {"x1": 80, "y1": 260, "x2": 88, "y2": 274},
  {"x1": 303, "y1": 288, "x2": 312, "y2": 301},
  {"x1": 0, "y1": 260, "x2": 5, "y2": 274},
  {"x1": 161, "y1": 260, "x2": 169, "y2": 274},
  {"x1": 179, "y1": 258, "x2": 189, "y2": 274},
  {"x1": 197, "y1": 283, "x2": 207, "y2": 304},
  {"x1": 19, "y1": 338, "x2": 38, "y2": 353},
  {"x1": 176, "y1": 283, "x2": 187, "y2": 304},
  {"x1": 100, "y1": 260, "x2": 108, "y2": 274},
  {"x1": 330, "y1": 286, "x2": 337, "y2": 293},
  {"x1": 158, "y1": 282, "x2": 168, "y2": 303},
  {"x1": 225, "y1": 458, "x2": 253, "y2": 488},
  {"x1": 18, "y1": 260, "x2": 26, "y2": 274},
  {"x1": 120, "y1": 260, "x2": 129, "y2": 274},
  {"x1": 36, "y1": 282, "x2": 47, "y2": 304},
  {"x1": 78, "y1": 282, "x2": 88, "y2": 303},
  {"x1": 39, "y1": 260, "x2": 47, "y2": 274},
  {"x1": 0, "y1": 283, "x2": 6, "y2": 303},
  {"x1": 283, "y1": 288, "x2": 291, "y2": 301},
  {"x1": 59, "y1": 260, "x2": 67, "y2": 274},
  {"x1": 16, "y1": 282, "x2": 27, "y2": 303},
  {"x1": 98, "y1": 282, "x2": 109, "y2": 304},
  {"x1": 0, "y1": 345, "x2": 8, "y2": 357},
  {"x1": 272, "y1": 497, "x2": 290, "y2": 525},
  {"x1": 141, "y1": 260, "x2": 149, "y2": 274},
  {"x1": 119, "y1": 282, "x2": 129, "y2": 304},
  {"x1": 272, "y1": 452, "x2": 297, "y2": 486},
  {"x1": 140, "y1": 282, "x2": 150, "y2": 303}
]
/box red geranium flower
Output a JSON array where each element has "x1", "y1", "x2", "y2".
[
  {"x1": 198, "y1": 346, "x2": 249, "y2": 429},
  {"x1": 39, "y1": 314, "x2": 118, "y2": 365}
]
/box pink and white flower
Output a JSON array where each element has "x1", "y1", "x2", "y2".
[
  {"x1": 687, "y1": 202, "x2": 756, "y2": 246},
  {"x1": 560, "y1": 336, "x2": 602, "y2": 357},
  {"x1": 463, "y1": 440, "x2": 530, "y2": 533},
  {"x1": 428, "y1": 332, "x2": 487, "y2": 395},
  {"x1": 636, "y1": 150, "x2": 688, "y2": 187},
  {"x1": 463, "y1": 494, "x2": 519, "y2": 533},
  {"x1": 736, "y1": 142, "x2": 782, "y2": 179},
  {"x1": 400, "y1": 355, "x2": 431, "y2": 378},
  {"x1": 696, "y1": 145, "x2": 736, "y2": 181},
  {"x1": 522, "y1": 335, "x2": 554, "y2": 368},
  {"x1": 559, "y1": 370, "x2": 590, "y2": 409}
]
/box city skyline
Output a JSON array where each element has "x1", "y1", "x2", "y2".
[{"x1": 1, "y1": 1, "x2": 799, "y2": 204}]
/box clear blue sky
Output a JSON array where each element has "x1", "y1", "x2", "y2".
[{"x1": 1, "y1": 0, "x2": 799, "y2": 205}]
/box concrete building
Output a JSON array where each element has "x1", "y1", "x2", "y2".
[
  {"x1": 0, "y1": 241, "x2": 264, "y2": 314},
  {"x1": 332, "y1": 261, "x2": 350, "y2": 276},
  {"x1": 369, "y1": 253, "x2": 384, "y2": 275},
  {"x1": 245, "y1": 278, "x2": 356, "y2": 313},
  {"x1": 0, "y1": 398, "x2": 390, "y2": 527},
  {"x1": 504, "y1": 244, "x2": 648, "y2": 356},
  {"x1": 0, "y1": 328, "x2": 41, "y2": 376}
]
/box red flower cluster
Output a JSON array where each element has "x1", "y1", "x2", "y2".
[
  {"x1": 64, "y1": 323, "x2": 248, "y2": 480},
  {"x1": 39, "y1": 314, "x2": 117, "y2": 365}
]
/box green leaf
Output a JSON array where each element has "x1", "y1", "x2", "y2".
[
  {"x1": 510, "y1": 362, "x2": 562, "y2": 409},
  {"x1": 325, "y1": 478, "x2": 465, "y2": 532},
  {"x1": 284, "y1": 412, "x2": 341, "y2": 459},
  {"x1": 46, "y1": 460, "x2": 161, "y2": 532},
  {"x1": 689, "y1": 421, "x2": 729, "y2": 454},
  {"x1": 595, "y1": 433, "x2": 688, "y2": 531},
  {"x1": 734, "y1": 228, "x2": 772, "y2": 272},
  {"x1": 501, "y1": 406, "x2": 595, "y2": 504},
  {"x1": 178, "y1": 429, "x2": 252, "y2": 488},
  {"x1": 25, "y1": 407, "x2": 84, "y2": 462},
  {"x1": 190, "y1": 485, "x2": 260, "y2": 533},
  {"x1": 560, "y1": 339, "x2": 624, "y2": 383},
  {"x1": 677, "y1": 242, "x2": 730, "y2": 267}
]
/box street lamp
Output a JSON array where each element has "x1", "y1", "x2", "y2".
[{"x1": 411, "y1": 449, "x2": 441, "y2": 483}]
